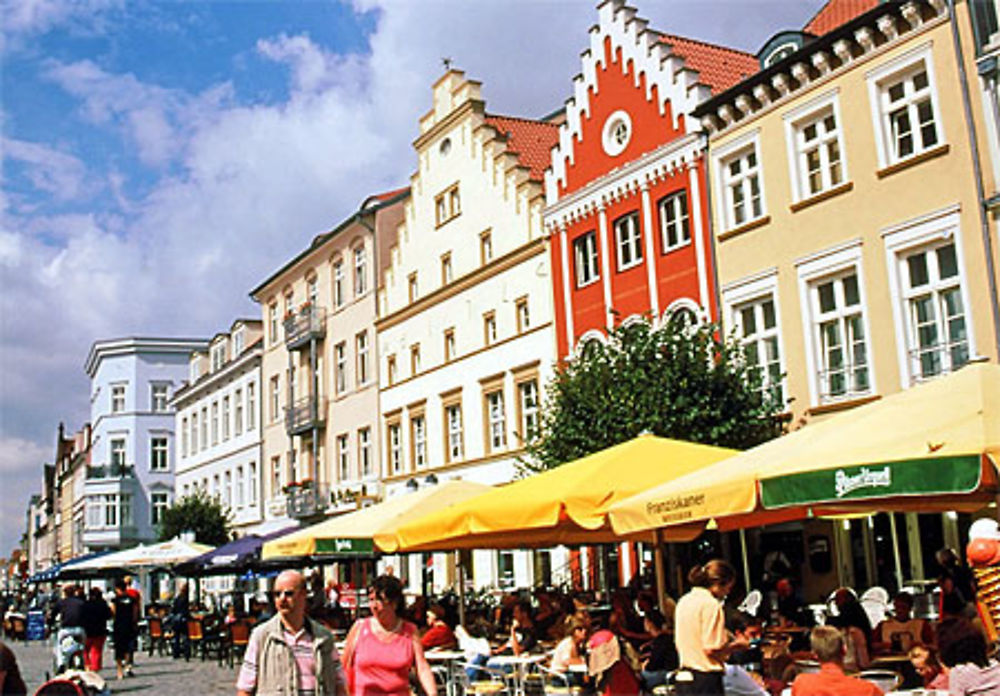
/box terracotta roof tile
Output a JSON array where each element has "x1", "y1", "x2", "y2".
[
  {"x1": 659, "y1": 34, "x2": 759, "y2": 95},
  {"x1": 483, "y1": 114, "x2": 560, "y2": 181},
  {"x1": 803, "y1": 0, "x2": 878, "y2": 36},
  {"x1": 371, "y1": 186, "x2": 409, "y2": 203}
]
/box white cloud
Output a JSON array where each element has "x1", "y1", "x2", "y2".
[
  {"x1": 2, "y1": 137, "x2": 90, "y2": 203},
  {"x1": 0, "y1": 437, "x2": 51, "y2": 554}
]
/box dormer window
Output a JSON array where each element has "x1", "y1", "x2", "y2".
[
  {"x1": 211, "y1": 343, "x2": 226, "y2": 372},
  {"x1": 232, "y1": 329, "x2": 244, "y2": 357}
]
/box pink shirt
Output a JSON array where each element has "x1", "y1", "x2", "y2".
[
  {"x1": 352, "y1": 618, "x2": 416, "y2": 696},
  {"x1": 236, "y1": 624, "x2": 323, "y2": 695}
]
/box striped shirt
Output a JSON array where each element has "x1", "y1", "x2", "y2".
[{"x1": 236, "y1": 623, "x2": 322, "y2": 696}]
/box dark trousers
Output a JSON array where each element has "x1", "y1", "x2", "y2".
[{"x1": 675, "y1": 669, "x2": 724, "y2": 696}]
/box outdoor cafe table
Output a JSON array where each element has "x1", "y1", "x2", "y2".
[
  {"x1": 488, "y1": 653, "x2": 548, "y2": 696},
  {"x1": 425, "y1": 649, "x2": 466, "y2": 696}
]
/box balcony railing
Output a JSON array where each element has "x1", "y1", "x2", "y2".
[
  {"x1": 285, "y1": 395, "x2": 326, "y2": 435},
  {"x1": 284, "y1": 305, "x2": 326, "y2": 350},
  {"x1": 86, "y1": 463, "x2": 135, "y2": 480},
  {"x1": 285, "y1": 482, "x2": 329, "y2": 519}
]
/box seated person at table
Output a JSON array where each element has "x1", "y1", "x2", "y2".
[
  {"x1": 638, "y1": 609, "x2": 676, "y2": 690},
  {"x1": 775, "y1": 579, "x2": 813, "y2": 628},
  {"x1": 790, "y1": 626, "x2": 884, "y2": 696},
  {"x1": 608, "y1": 590, "x2": 650, "y2": 649},
  {"x1": 873, "y1": 592, "x2": 933, "y2": 655},
  {"x1": 465, "y1": 600, "x2": 539, "y2": 680},
  {"x1": 421, "y1": 604, "x2": 456, "y2": 650},
  {"x1": 908, "y1": 643, "x2": 948, "y2": 691},
  {"x1": 727, "y1": 612, "x2": 763, "y2": 669},
  {"x1": 551, "y1": 615, "x2": 588, "y2": 687},
  {"x1": 939, "y1": 622, "x2": 1000, "y2": 696}
]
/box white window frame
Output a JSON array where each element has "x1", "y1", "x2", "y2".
[
  {"x1": 573, "y1": 231, "x2": 600, "y2": 287},
  {"x1": 234, "y1": 388, "x2": 243, "y2": 436},
  {"x1": 222, "y1": 395, "x2": 231, "y2": 440},
  {"x1": 270, "y1": 376, "x2": 280, "y2": 423},
  {"x1": 190, "y1": 413, "x2": 198, "y2": 453},
  {"x1": 249, "y1": 462, "x2": 257, "y2": 504},
  {"x1": 150, "y1": 436, "x2": 169, "y2": 472},
  {"x1": 356, "y1": 331, "x2": 370, "y2": 386},
  {"x1": 354, "y1": 245, "x2": 368, "y2": 297},
  {"x1": 110, "y1": 384, "x2": 126, "y2": 413},
  {"x1": 882, "y1": 206, "x2": 975, "y2": 386},
  {"x1": 411, "y1": 415, "x2": 427, "y2": 469},
  {"x1": 335, "y1": 342, "x2": 347, "y2": 394},
  {"x1": 110, "y1": 437, "x2": 127, "y2": 469},
  {"x1": 783, "y1": 89, "x2": 849, "y2": 202},
  {"x1": 658, "y1": 190, "x2": 691, "y2": 253},
  {"x1": 446, "y1": 403, "x2": 463, "y2": 461},
  {"x1": 517, "y1": 379, "x2": 540, "y2": 442},
  {"x1": 333, "y1": 260, "x2": 345, "y2": 307},
  {"x1": 246, "y1": 382, "x2": 256, "y2": 431},
  {"x1": 613, "y1": 211, "x2": 643, "y2": 271},
  {"x1": 485, "y1": 389, "x2": 507, "y2": 452},
  {"x1": 268, "y1": 302, "x2": 279, "y2": 344},
  {"x1": 722, "y1": 270, "x2": 786, "y2": 407},
  {"x1": 866, "y1": 43, "x2": 945, "y2": 169},
  {"x1": 211, "y1": 401, "x2": 219, "y2": 445},
  {"x1": 359, "y1": 428, "x2": 372, "y2": 478},
  {"x1": 337, "y1": 434, "x2": 351, "y2": 482},
  {"x1": 796, "y1": 241, "x2": 875, "y2": 406},
  {"x1": 181, "y1": 417, "x2": 189, "y2": 458},
  {"x1": 713, "y1": 130, "x2": 766, "y2": 231},
  {"x1": 235, "y1": 466, "x2": 245, "y2": 508},
  {"x1": 151, "y1": 492, "x2": 169, "y2": 525},
  {"x1": 388, "y1": 422, "x2": 402, "y2": 475},
  {"x1": 150, "y1": 383, "x2": 169, "y2": 412}
]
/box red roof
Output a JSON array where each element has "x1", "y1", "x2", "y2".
[
  {"x1": 660, "y1": 34, "x2": 758, "y2": 95},
  {"x1": 483, "y1": 114, "x2": 560, "y2": 181},
  {"x1": 370, "y1": 186, "x2": 409, "y2": 203},
  {"x1": 803, "y1": 0, "x2": 878, "y2": 35}
]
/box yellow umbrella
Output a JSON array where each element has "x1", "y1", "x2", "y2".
[
  {"x1": 609, "y1": 361, "x2": 1000, "y2": 536},
  {"x1": 384, "y1": 434, "x2": 737, "y2": 552},
  {"x1": 261, "y1": 480, "x2": 491, "y2": 560}
]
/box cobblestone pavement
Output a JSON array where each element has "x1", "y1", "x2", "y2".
[{"x1": 4, "y1": 638, "x2": 239, "y2": 694}]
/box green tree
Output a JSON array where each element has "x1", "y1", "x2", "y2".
[
  {"x1": 522, "y1": 315, "x2": 783, "y2": 472},
  {"x1": 158, "y1": 489, "x2": 232, "y2": 545}
]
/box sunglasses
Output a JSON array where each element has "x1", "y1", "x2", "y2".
[{"x1": 272, "y1": 590, "x2": 299, "y2": 599}]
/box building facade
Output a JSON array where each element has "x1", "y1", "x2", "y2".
[
  {"x1": 172, "y1": 320, "x2": 265, "y2": 535},
  {"x1": 376, "y1": 70, "x2": 560, "y2": 591},
  {"x1": 55, "y1": 423, "x2": 90, "y2": 563},
  {"x1": 82, "y1": 337, "x2": 208, "y2": 551},
  {"x1": 545, "y1": 0, "x2": 758, "y2": 357},
  {"x1": 250, "y1": 190, "x2": 407, "y2": 530}
]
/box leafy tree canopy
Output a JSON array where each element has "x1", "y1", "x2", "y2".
[
  {"x1": 521, "y1": 316, "x2": 783, "y2": 472},
  {"x1": 158, "y1": 489, "x2": 232, "y2": 546}
]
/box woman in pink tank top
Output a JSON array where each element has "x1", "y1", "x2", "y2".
[{"x1": 343, "y1": 575, "x2": 437, "y2": 696}]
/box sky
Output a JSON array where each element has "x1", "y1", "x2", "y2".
[{"x1": 0, "y1": 0, "x2": 826, "y2": 559}]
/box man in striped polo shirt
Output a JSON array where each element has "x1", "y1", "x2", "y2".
[{"x1": 237, "y1": 570, "x2": 347, "y2": 696}]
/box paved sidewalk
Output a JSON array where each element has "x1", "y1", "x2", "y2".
[{"x1": 3, "y1": 638, "x2": 239, "y2": 694}]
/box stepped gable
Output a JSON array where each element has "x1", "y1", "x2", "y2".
[
  {"x1": 803, "y1": 0, "x2": 879, "y2": 35},
  {"x1": 659, "y1": 34, "x2": 758, "y2": 95},
  {"x1": 483, "y1": 114, "x2": 560, "y2": 182}
]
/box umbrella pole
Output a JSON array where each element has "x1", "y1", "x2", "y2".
[
  {"x1": 889, "y1": 512, "x2": 904, "y2": 591},
  {"x1": 652, "y1": 530, "x2": 666, "y2": 610},
  {"x1": 739, "y1": 528, "x2": 751, "y2": 594},
  {"x1": 456, "y1": 550, "x2": 466, "y2": 628}
]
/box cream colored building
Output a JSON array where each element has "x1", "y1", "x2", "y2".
[
  {"x1": 250, "y1": 191, "x2": 406, "y2": 529},
  {"x1": 696, "y1": 0, "x2": 1000, "y2": 594},
  {"x1": 376, "y1": 70, "x2": 561, "y2": 592}
]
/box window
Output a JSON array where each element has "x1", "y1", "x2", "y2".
[
  {"x1": 307, "y1": 277, "x2": 318, "y2": 307},
  {"x1": 515, "y1": 297, "x2": 530, "y2": 333},
  {"x1": 870, "y1": 51, "x2": 942, "y2": 167},
  {"x1": 249, "y1": 462, "x2": 257, "y2": 504},
  {"x1": 270, "y1": 376, "x2": 280, "y2": 422},
  {"x1": 212, "y1": 474, "x2": 220, "y2": 499},
  {"x1": 88, "y1": 493, "x2": 131, "y2": 528},
  {"x1": 720, "y1": 143, "x2": 764, "y2": 228},
  {"x1": 234, "y1": 389, "x2": 243, "y2": 436},
  {"x1": 517, "y1": 379, "x2": 540, "y2": 443},
  {"x1": 573, "y1": 231, "x2": 600, "y2": 287},
  {"x1": 233, "y1": 329, "x2": 244, "y2": 357},
  {"x1": 386, "y1": 355, "x2": 397, "y2": 386},
  {"x1": 788, "y1": 102, "x2": 845, "y2": 199},
  {"x1": 601, "y1": 110, "x2": 632, "y2": 157},
  {"x1": 388, "y1": 422, "x2": 402, "y2": 475},
  {"x1": 335, "y1": 342, "x2": 347, "y2": 394},
  {"x1": 659, "y1": 190, "x2": 691, "y2": 252},
  {"x1": 150, "y1": 437, "x2": 169, "y2": 471},
  {"x1": 356, "y1": 331, "x2": 370, "y2": 386},
  {"x1": 480, "y1": 230, "x2": 493, "y2": 264},
  {"x1": 809, "y1": 273, "x2": 870, "y2": 401},
  {"x1": 151, "y1": 384, "x2": 169, "y2": 412},
  {"x1": 211, "y1": 401, "x2": 219, "y2": 445},
  {"x1": 354, "y1": 245, "x2": 368, "y2": 296},
  {"x1": 190, "y1": 413, "x2": 198, "y2": 453},
  {"x1": 211, "y1": 343, "x2": 226, "y2": 372},
  {"x1": 411, "y1": 414, "x2": 426, "y2": 469},
  {"x1": 733, "y1": 295, "x2": 784, "y2": 405},
  {"x1": 333, "y1": 261, "x2": 345, "y2": 307},
  {"x1": 235, "y1": 466, "x2": 244, "y2": 507},
  {"x1": 483, "y1": 311, "x2": 497, "y2": 346},
  {"x1": 359, "y1": 428, "x2": 372, "y2": 477},
  {"x1": 971, "y1": 0, "x2": 1000, "y2": 52},
  {"x1": 222, "y1": 396, "x2": 231, "y2": 440},
  {"x1": 271, "y1": 456, "x2": 282, "y2": 495},
  {"x1": 110, "y1": 438, "x2": 126, "y2": 469},
  {"x1": 111, "y1": 384, "x2": 126, "y2": 413},
  {"x1": 337, "y1": 434, "x2": 350, "y2": 481},
  {"x1": 151, "y1": 492, "x2": 168, "y2": 525},
  {"x1": 613, "y1": 212, "x2": 643, "y2": 270},
  {"x1": 181, "y1": 418, "x2": 189, "y2": 457},
  {"x1": 444, "y1": 328, "x2": 456, "y2": 362},
  {"x1": 408, "y1": 273, "x2": 419, "y2": 303},
  {"x1": 224, "y1": 471, "x2": 232, "y2": 508},
  {"x1": 445, "y1": 402, "x2": 463, "y2": 462},
  {"x1": 436, "y1": 184, "x2": 461, "y2": 226},
  {"x1": 410, "y1": 344, "x2": 421, "y2": 375},
  {"x1": 441, "y1": 253, "x2": 453, "y2": 284},
  {"x1": 246, "y1": 382, "x2": 256, "y2": 430},
  {"x1": 901, "y1": 243, "x2": 968, "y2": 380},
  {"x1": 485, "y1": 390, "x2": 507, "y2": 452},
  {"x1": 269, "y1": 302, "x2": 279, "y2": 344}
]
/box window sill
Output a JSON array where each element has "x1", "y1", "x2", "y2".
[
  {"x1": 718, "y1": 215, "x2": 771, "y2": 242},
  {"x1": 876, "y1": 144, "x2": 950, "y2": 179},
  {"x1": 617, "y1": 261, "x2": 644, "y2": 273},
  {"x1": 806, "y1": 393, "x2": 880, "y2": 417},
  {"x1": 662, "y1": 239, "x2": 693, "y2": 255},
  {"x1": 789, "y1": 181, "x2": 854, "y2": 213},
  {"x1": 576, "y1": 278, "x2": 601, "y2": 289}
]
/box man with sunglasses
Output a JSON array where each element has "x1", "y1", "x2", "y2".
[{"x1": 237, "y1": 570, "x2": 347, "y2": 696}]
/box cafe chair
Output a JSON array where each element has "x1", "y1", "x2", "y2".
[
  {"x1": 146, "y1": 617, "x2": 168, "y2": 657},
  {"x1": 221, "y1": 619, "x2": 252, "y2": 668},
  {"x1": 859, "y1": 669, "x2": 902, "y2": 693},
  {"x1": 185, "y1": 618, "x2": 204, "y2": 661},
  {"x1": 457, "y1": 661, "x2": 508, "y2": 696},
  {"x1": 738, "y1": 590, "x2": 763, "y2": 617}
]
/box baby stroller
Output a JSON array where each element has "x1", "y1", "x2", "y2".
[
  {"x1": 53, "y1": 628, "x2": 85, "y2": 674},
  {"x1": 587, "y1": 629, "x2": 641, "y2": 696},
  {"x1": 35, "y1": 669, "x2": 110, "y2": 696}
]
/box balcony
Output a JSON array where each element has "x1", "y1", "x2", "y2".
[
  {"x1": 285, "y1": 482, "x2": 329, "y2": 519},
  {"x1": 285, "y1": 395, "x2": 326, "y2": 435},
  {"x1": 284, "y1": 305, "x2": 326, "y2": 350},
  {"x1": 86, "y1": 463, "x2": 135, "y2": 480}
]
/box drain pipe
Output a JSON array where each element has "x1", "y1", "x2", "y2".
[{"x1": 947, "y1": 0, "x2": 1000, "y2": 359}]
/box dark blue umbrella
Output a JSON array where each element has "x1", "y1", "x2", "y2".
[{"x1": 174, "y1": 527, "x2": 296, "y2": 577}]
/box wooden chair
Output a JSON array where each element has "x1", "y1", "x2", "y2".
[
  {"x1": 201, "y1": 614, "x2": 225, "y2": 662},
  {"x1": 186, "y1": 618, "x2": 204, "y2": 661},
  {"x1": 147, "y1": 617, "x2": 168, "y2": 656},
  {"x1": 221, "y1": 619, "x2": 252, "y2": 669}
]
